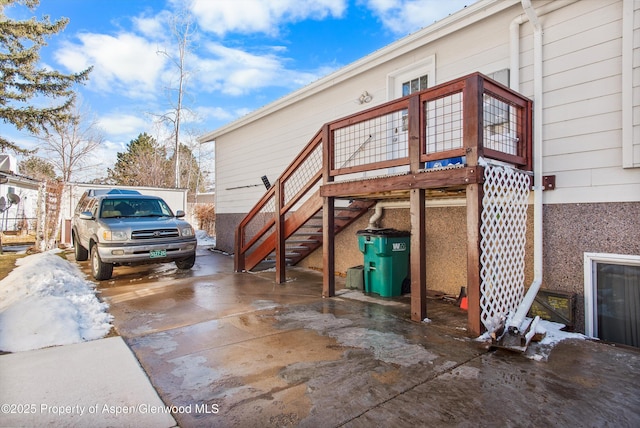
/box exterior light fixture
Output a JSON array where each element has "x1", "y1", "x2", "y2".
[{"x1": 357, "y1": 91, "x2": 373, "y2": 104}]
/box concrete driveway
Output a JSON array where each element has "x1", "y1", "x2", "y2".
[{"x1": 88, "y1": 248, "x2": 640, "y2": 427}]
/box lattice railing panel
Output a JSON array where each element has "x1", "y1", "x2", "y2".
[
  {"x1": 284, "y1": 142, "x2": 323, "y2": 206},
  {"x1": 479, "y1": 164, "x2": 530, "y2": 332},
  {"x1": 483, "y1": 92, "x2": 520, "y2": 156},
  {"x1": 244, "y1": 194, "x2": 275, "y2": 247},
  {"x1": 333, "y1": 110, "x2": 408, "y2": 169},
  {"x1": 425, "y1": 92, "x2": 463, "y2": 154}
]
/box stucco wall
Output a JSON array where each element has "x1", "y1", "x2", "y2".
[
  {"x1": 298, "y1": 205, "x2": 535, "y2": 298},
  {"x1": 543, "y1": 202, "x2": 640, "y2": 334}
]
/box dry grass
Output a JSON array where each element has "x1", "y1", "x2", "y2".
[{"x1": 0, "y1": 252, "x2": 25, "y2": 281}]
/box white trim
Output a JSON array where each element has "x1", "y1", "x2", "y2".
[
  {"x1": 386, "y1": 55, "x2": 436, "y2": 101},
  {"x1": 622, "y1": 0, "x2": 635, "y2": 168},
  {"x1": 583, "y1": 252, "x2": 640, "y2": 338}
]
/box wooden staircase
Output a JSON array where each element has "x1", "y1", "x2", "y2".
[
  {"x1": 259, "y1": 197, "x2": 375, "y2": 269},
  {"x1": 234, "y1": 129, "x2": 376, "y2": 275}
]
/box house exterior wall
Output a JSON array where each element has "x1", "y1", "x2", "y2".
[
  {"x1": 0, "y1": 177, "x2": 39, "y2": 234},
  {"x1": 206, "y1": 0, "x2": 640, "y2": 334}
]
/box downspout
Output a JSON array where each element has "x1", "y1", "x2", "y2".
[
  {"x1": 506, "y1": 0, "x2": 579, "y2": 335},
  {"x1": 367, "y1": 200, "x2": 411, "y2": 230},
  {"x1": 507, "y1": 0, "x2": 543, "y2": 334}
]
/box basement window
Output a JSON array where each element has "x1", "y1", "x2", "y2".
[{"x1": 584, "y1": 253, "x2": 640, "y2": 348}]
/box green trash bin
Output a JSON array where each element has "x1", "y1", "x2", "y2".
[{"x1": 357, "y1": 229, "x2": 410, "y2": 297}]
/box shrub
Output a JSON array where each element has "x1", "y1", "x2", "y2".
[{"x1": 194, "y1": 204, "x2": 215, "y2": 236}]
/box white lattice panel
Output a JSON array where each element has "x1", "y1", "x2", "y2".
[{"x1": 480, "y1": 164, "x2": 530, "y2": 332}]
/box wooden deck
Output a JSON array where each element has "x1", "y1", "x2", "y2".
[{"x1": 235, "y1": 72, "x2": 533, "y2": 335}]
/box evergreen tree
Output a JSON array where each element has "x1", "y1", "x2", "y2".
[
  {"x1": 18, "y1": 155, "x2": 55, "y2": 180},
  {"x1": 170, "y1": 143, "x2": 204, "y2": 194},
  {"x1": 107, "y1": 133, "x2": 171, "y2": 188},
  {"x1": 0, "y1": 0, "x2": 91, "y2": 153}
]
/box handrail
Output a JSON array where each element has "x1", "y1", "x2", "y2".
[{"x1": 234, "y1": 72, "x2": 533, "y2": 272}]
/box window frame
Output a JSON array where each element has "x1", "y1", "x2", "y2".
[
  {"x1": 386, "y1": 55, "x2": 436, "y2": 101},
  {"x1": 583, "y1": 252, "x2": 640, "y2": 338}
]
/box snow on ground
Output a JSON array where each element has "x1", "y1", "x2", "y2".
[
  {"x1": 0, "y1": 231, "x2": 217, "y2": 353},
  {"x1": 526, "y1": 319, "x2": 586, "y2": 361},
  {"x1": 196, "y1": 230, "x2": 216, "y2": 248},
  {"x1": 0, "y1": 250, "x2": 113, "y2": 353}
]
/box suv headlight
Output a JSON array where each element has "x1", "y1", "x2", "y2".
[
  {"x1": 181, "y1": 226, "x2": 194, "y2": 237},
  {"x1": 103, "y1": 230, "x2": 128, "y2": 241}
]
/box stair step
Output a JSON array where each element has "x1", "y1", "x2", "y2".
[
  {"x1": 299, "y1": 224, "x2": 323, "y2": 228},
  {"x1": 266, "y1": 255, "x2": 296, "y2": 260},
  {"x1": 286, "y1": 239, "x2": 320, "y2": 244},
  {"x1": 285, "y1": 245, "x2": 310, "y2": 250},
  {"x1": 311, "y1": 214, "x2": 355, "y2": 221},
  {"x1": 292, "y1": 231, "x2": 323, "y2": 236},
  {"x1": 336, "y1": 206, "x2": 365, "y2": 211}
]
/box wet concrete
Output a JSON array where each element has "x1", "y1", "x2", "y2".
[{"x1": 83, "y1": 248, "x2": 640, "y2": 427}]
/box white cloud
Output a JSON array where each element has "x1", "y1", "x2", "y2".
[
  {"x1": 190, "y1": 0, "x2": 347, "y2": 36},
  {"x1": 55, "y1": 33, "x2": 167, "y2": 99},
  {"x1": 97, "y1": 113, "x2": 152, "y2": 137},
  {"x1": 193, "y1": 106, "x2": 235, "y2": 122},
  {"x1": 132, "y1": 11, "x2": 172, "y2": 40},
  {"x1": 364, "y1": 0, "x2": 474, "y2": 34},
  {"x1": 197, "y1": 43, "x2": 321, "y2": 96}
]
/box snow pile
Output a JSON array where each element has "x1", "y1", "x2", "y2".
[
  {"x1": 526, "y1": 319, "x2": 586, "y2": 361},
  {"x1": 196, "y1": 230, "x2": 216, "y2": 248},
  {"x1": 0, "y1": 250, "x2": 113, "y2": 353}
]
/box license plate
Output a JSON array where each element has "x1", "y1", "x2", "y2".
[{"x1": 150, "y1": 249, "x2": 166, "y2": 258}]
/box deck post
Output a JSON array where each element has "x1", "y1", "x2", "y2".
[
  {"x1": 462, "y1": 74, "x2": 484, "y2": 336},
  {"x1": 321, "y1": 124, "x2": 335, "y2": 297},
  {"x1": 322, "y1": 196, "x2": 335, "y2": 297},
  {"x1": 410, "y1": 188, "x2": 427, "y2": 321},
  {"x1": 466, "y1": 181, "x2": 483, "y2": 336},
  {"x1": 274, "y1": 179, "x2": 286, "y2": 283},
  {"x1": 234, "y1": 226, "x2": 245, "y2": 272},
  {"x1": 408, "y1": 94, "x2": 426, "y2": 320}
]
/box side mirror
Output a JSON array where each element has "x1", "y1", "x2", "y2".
[
  {"x1": 175, "y1": 210, "x2": 185, "y2": 218},
  {"x1": 79, "y1": 211, "x2": 94, "y2": 220}
]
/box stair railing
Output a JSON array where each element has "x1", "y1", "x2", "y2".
[{"x1": 234, "y1": 131, "x2": 323, "y2": 272}]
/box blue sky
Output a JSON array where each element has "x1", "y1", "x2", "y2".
[{"x1": 3, "y1": 0, "x2": 474, "y2": 181}]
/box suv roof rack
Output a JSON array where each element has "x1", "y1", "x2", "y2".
[{"x1": 87, "y1": 188, "x2": 142, "y2": 196}]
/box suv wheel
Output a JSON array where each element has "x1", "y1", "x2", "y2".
[
  {"x1": 175, "y1": 254, "x2": 196, "y2": 270},
  {"x1": 74, "y1": 235, "x2": 89, "y2": 261},
  {"x1": 91, "y1": 245, "x2": 113, "y2": 280}
]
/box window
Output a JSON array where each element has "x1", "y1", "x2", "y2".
[
  {"x1": 400, "y1": 74, "x2": 428, "y2": 132},
  {"x1": 584, "y1": 253, "x2": 640, "y2": 348},
  {"x1": 402, "y1": 74, "x2": 428, "y2": 97},
  {"x1": 386, "y1": 55, "x2": 435, "y2": 100}
]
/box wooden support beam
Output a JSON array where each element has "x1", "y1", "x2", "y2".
[
  {"x1": 466, "y1": 182, "x2": 483, "y2": 336},
  {"x1": 322, "y1": 197, "x2": 335, "y2": 297},
  {"x1": 234, "y1": 225, "x2": 245, "y2": 272},
  {"x1": 408, "y1": 94, "x2": 422, "y2": 172},
  {"x1": 410, "y1": 188, "x2": 426, "y2": 322},
  {"x1": 320, "y1": 167, "x2": 482, "y2": 198},
  {"x1": 322, "y1": 124, "x2": 335, "y2": 297},
  {"x1": 274, "y1": 179, "x2": 286, "y2": 284}
]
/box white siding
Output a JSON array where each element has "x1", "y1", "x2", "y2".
[
  {"x1": 633, "y1": 1, "x2": 640, "y2": 166},
  {"x1": 527, "y1": 0, "x2": 640, "y2": 204}
]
